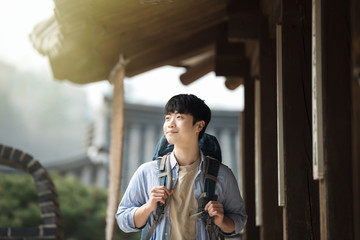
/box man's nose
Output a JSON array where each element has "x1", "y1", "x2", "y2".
[{"x1": 168, "y1": 117, "x2": 175, "y2": 127}]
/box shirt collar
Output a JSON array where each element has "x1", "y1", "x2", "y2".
[{"x1": 169, "y1": 150, "x2": 205, "y2": 169}]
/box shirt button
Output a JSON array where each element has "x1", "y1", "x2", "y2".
[
  {"x1": 165, "y1": 233, "x2": 168, "y2": 236},
  {"x1": 172, "y1": 178, "x2": 175, "y2": 181}
]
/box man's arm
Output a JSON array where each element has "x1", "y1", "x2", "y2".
[
  {"x1": 213, "y1": 165, "x2": 248, "y2": 234},
  {"x1": 116, "y1": 162, "x2": 157, "y2": 232}
]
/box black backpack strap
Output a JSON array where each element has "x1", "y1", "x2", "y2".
[
  {"x1": 199, "y1": 156, "x2": 220, "y2": 209},
  {"x1": 145, "y1": 153, "x2": 172, "y2": 240},
  {"x1": 197, "y1": 156, "x2": 222, "y2": 240}
]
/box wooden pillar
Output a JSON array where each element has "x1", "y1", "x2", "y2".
[
  {"x1": 105, "y1": 57, "x2": 126, "y2": 240},
  {"x1": 258, "y1": 16, "x2": 283, "y2": 240},
  {"x1": 281, "y1": 0, "x2": 320, "y2": 239},
  {"x1": 351, "y1": 1, "x2": 360, "y2": 239},
  {"x1": 352, "y1": 70, "x2": 360, "y2": 240},
  {"x1": 320, "y1": 0, "x2": 354, "y2": 239},
  {"x1": 242, "y1": 76, "x2": 260, "y2": 240}
]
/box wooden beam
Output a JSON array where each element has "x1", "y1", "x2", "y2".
[
  {"x1": 177, "y1": 46, "x2": 214, "y2": 67},
  {"x1": 216, "y1": 22, "x2": 246, "y2": 55},
  {"x1": 227, "y1": 0, "x2": 260, "y2": 15},
  {"x1": 280, "y1": 0, "x2": 320, "y2": 239},
  {"x1": 215, "y1": 23, "x2": 250, "y2": 77},
  {"x1": 228, "y1": 14, "x2": 259, "y2": 41},
  {"x1": 225, "y1": 77, "x2": 243, "y2": 90},
  {"x1": 226, "y1": 0, "x2": 260, "y2": 41},
  {"x1": 245, "y1": 40, "x2": 260, "y2": 79},
  {"x1": 215, "y1": 56, "x2": 250, "y2": 77},
  {"x1": 179, "y1": 55, "x2": 214, "y2": 85}
]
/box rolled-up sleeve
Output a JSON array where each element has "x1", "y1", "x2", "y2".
[
  {"x1": 115, "y1": 162, "x2": 156, "y2": 232},
  {"x1": 116, "y1": 206, "x2": 139, "y2": 232}
]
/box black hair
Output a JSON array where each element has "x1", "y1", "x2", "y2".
[{"x1": 164, "y1": 94, "x2": 211, "y2": 139}]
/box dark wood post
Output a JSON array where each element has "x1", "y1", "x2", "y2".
[
  {"x1": 242, "y1": 76, "x2": 260, "y2": 240},
  {"x1": 351, "y1": 1, "x2": 360, "y2": 238},
  {"x1": 281, "y1": 0, "x2": 320, "y2": 239},
  {"x1": 320, "y1": 0, "x2": 354, "y2": 239},
  {"x1": 258, "y1": 15, "x2": 283, "y2": 240},
  {"x1": 352, "y1": 70, "x2": 360, "y2": 240}
]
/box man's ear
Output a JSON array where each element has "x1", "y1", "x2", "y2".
[{"x1": 197, "y1": 120, "x2": 205, "y2": 132}]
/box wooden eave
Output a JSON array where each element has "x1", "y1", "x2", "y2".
[{"x1": 31, "y1": 0, "x2": 229, "y2": 84}]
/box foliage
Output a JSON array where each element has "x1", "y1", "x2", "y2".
[
  {"x1": 0, "y1": 173, "x2": 42, "y2": 227},
  {"x1": 0, "y1": 172, "x2": 141, "y2": 240}
]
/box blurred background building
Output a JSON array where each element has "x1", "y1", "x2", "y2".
[
  {"x1": 0, "y1": 58, "x2": 242, "y2": 194},
  {"x1": 45, "y1": 96, "x2": 242, "y2": 193}
]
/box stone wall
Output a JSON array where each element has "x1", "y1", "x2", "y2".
[{"x1": 0, "y1": 144, "x2": 62, "y2": 240}]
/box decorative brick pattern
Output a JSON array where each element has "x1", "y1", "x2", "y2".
[{"x1": 0, "y1": 144, "x2": 63, "y2": 240}]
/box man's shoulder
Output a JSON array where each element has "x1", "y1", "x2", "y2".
[
  {"x1": 218, "y1": 162, "x2": 231, "y2": 172},
  {"x1": 203, "y1": 157, "x2": 230, "y2": 173},
  {"x1": 131, "y1": 160, "x2": 159, "y2": 181},
  {"x1": 217, "y1": 163, "x2": 236, "y2": 180},
  {"x1": 137, "y1": 160, "x2": 158, "y2": 172}
]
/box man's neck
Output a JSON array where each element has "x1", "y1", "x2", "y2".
[{"x1": 173, "y1": 145, "x2": 201, "y2": 166}]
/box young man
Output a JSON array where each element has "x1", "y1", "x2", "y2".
[{"x1": 116, "y1": 94, "x2": 247, "y2": 239}]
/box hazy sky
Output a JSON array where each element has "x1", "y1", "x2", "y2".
[
  {"x1": 0, "y1": 0, "x2": 244, "y2": 111},
  {"x1": 0, "y1": 0, "x2": 54, "y2": 70}
]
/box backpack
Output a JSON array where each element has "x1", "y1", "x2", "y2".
[{"x1": 142, "y1": 133, "x2": 224, "y2": 240}]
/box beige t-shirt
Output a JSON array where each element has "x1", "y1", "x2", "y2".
[{"x1": 169, "y1": 158, "x2": 201, "y2": 240}]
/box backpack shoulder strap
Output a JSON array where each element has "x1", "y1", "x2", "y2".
[
  {"x1": 145, "y1": 153, "x2": 172, "y2": 240},
  {"x1": 155, "y1": 153, "x2": 172, "y2": 216},
  {"x1": 157, "y1": 153, "x2": 172, "y2": 189},
  {"x1": 198, "y1": 156, "x2": 222, "y2": 239},
  {"x1": 203, "y1": 156, "x2": 221, "y2": 200},
  {"x1": 198, "y1": 156, "x2": 221, "y2": 206}
]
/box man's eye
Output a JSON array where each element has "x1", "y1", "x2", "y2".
[{"x1": 177, "y1": 115, "x2": 183, "y2": 119}]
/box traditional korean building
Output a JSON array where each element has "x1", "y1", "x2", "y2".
[{"x1": 29, "y1": 0, "x2": 360, "y2": 240}]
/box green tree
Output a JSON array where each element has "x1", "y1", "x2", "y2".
[
  {"x1": 0, "y1": 172, "x2": 141, "y2": 240},
  {"x1": 0, "y1": 174, "x2": 42, "y2": 227}
]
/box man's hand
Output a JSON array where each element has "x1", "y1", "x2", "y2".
[
  {"x1": 205, "y1": 201, "x2": 235, "y2": 233},
  {"x1": 134, "y1": 186, "x2": 173, "y2": 228},
  {"x1": 205, "y1": 201, "x2": 225, "y2": 225},
  {"x1": 146, "y1": 186, "x2": 173, "y2": 212}
]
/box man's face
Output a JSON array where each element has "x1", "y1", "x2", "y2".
[{"x1": 163, "y1": 112, "x2": 203, "y2": 146}]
